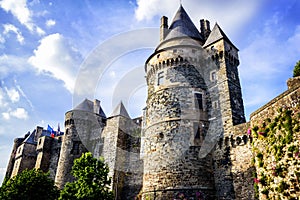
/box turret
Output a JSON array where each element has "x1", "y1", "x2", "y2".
[
  {"x1": 55, "y1": 99, "x2": 106, "y2": 189},
  {"x1": 142, "y1": 5, "x2": 216, "y2": 199}
]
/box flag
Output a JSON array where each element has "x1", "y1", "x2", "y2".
[
  {"x1": 57, "y1": 123, "x2": 61, "y2": 135},
  {"x1": 47, "y1": 125, "x2": 55, "y2": 138},
  {"x1": 47, "y1": 125, "x2": 54, "y2": 133}
]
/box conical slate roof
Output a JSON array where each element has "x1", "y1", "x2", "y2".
[
  {"x1": 164, "y1": 5, "x2": 203, "y2": 42},
  {"x1": 203, "y1": 23, "x2": 238, "y2": 50},
  {"x1": 74, "y1": 98, "x2": 106, "y2": 118},
  {"x1": 110, "y1": 101, "x2": 130, "y2": 118}
]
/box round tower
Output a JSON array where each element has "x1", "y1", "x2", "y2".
[
  {"x1": 142, "y1": 6, "x2": 216, "y2": 199},
  {"x1": 55, "y1": 99, "x2": 106, "y2": 189}
]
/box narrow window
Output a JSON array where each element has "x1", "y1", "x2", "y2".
[
  {"x1": 39, "y1": 138, "x2": 42, "y2": 145},
  {"x1": 194, "y1": 93, "x2": 203, "y2": 110},
  {"x1": 213, "y1": 101, "x2": 219, "y2": 109},
  {"x1": 157, "y1": 54, "x2": 160, "y2": 58},
  {"x1": 211, "y1": 71, "x2": 217, "y2": 81},
  {"x1": 72, "y1": 142, "x2": 80, "y2": 155},
  {"x1": 157, "y1": 71, "x2": 164, "y2": 86}
]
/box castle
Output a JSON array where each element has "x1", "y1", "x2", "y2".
[{"x1": 5, "y1": 5, "x2": 300, "y2": 200}]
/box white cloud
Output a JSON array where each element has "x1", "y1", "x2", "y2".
[
  {"x1": 0, "y1": 0, "x2": 44, "y2": 35},
  {"x1": 0, "y1": 34, "x2": 5, "y2": 43},
  {"x1": 15, "y1": 81, "x2": 34, "y2": 109},
  {"x1": 2, "y1": 24, "x2": 24, "y2": 44},
  {"x1": 46, "y1": 19, "x2": 56, "y2": 27},
  {"x1": 2, "y1": 112, "x2": 10, "y2": 120},
  {"x1": 0, "y1": 87, "x2": 8, "y2": 108},
  {"x1": 28, "y1": 33, "x2": 82, "y2": 93},
  {"x1": 2, "y1": 107, "x2": 28, "y2": 120},
  {"x1": 5, "y1": 87, "x2": 20, "y2": 103},
  {"x1": 135, "y1": 0, "x2": 263, "y2": 37},
  {"x1": 0, "y1": 54, "x2": 28, "y2": 78}
]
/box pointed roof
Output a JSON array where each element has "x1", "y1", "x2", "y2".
[
  {"x1": 164, "y1": 5, "x2": 203, "y2": 42},
  {"x1": 23, "y1": 130, "x2": 37, "y2": 144},
  {"x1": 203, "y1": 23, "x2": 238, "y2": 50},
  {"x1": 74, "y1": 98, "x2": 106, "y2": 118},
  {"x1": 110, "y1": 101, "x2": 130, "y2": 118}
]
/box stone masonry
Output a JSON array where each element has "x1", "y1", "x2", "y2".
[{"x1": 5, "y1": 5, "x2": 300, "y2": 200}]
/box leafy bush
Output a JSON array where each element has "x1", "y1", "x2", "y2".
[
  {"x1": 293, "y1": 60, "x2": 300, "y2": 77},
  {"x1": 0, "y1": 169, "x2": 59, "y2": 200}
]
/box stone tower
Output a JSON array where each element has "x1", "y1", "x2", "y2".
[
  {"x1": 142, "y1": 6, "x2": 217, "y2": 199},
  {"x1": 142, "y1": 5, "x2": 245, "y2": 199},
  {"x1": 101, "y1": 102, "x2": 143, "y2": 200},
  {"x1": 203, "y1": 23, "x2": 245, "y2": 133},
  {"x1": 55, "y1": 99, "x2": 106, "y2": 189}
]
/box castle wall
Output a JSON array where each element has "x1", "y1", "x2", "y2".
[
  {"x1": 48, "y1": 136, "x2": 63, "y2": 180},
  {"x1": 249, "y1": 78, "x2": 300, "y2": 199},
  {"x1": 35, "y1": 136, "x2": 52, "y2": 172},
  {"x1": 11, "y1": 143, "x2": 37, "y2": 177},
  {"x1": 102, "y1": 116, "x2": 143, "y2": 200},
  {"x1": 5, "y1": 138, "x2": 24, "y2": 178}
]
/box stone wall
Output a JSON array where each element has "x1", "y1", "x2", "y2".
[
  {"x1": 143, "y1": 46, "x2": 216, "y2": 199},
  {"x1": 5, "y1": 138, "x2": 24, "y2": 178},
  {"x1": 250, "y1": 78, "x2": 300, "y2": 199},
  {"x1": 55, "y1": 111, "x2": 90, "y2": 189},
  {"x1": 35, "y1": 136, "x2": 53, "y2": 172},
  {"x1": 11, "y1": 142, "x2": 37, "y2": 177},
  {"x1": 102, "y1": 115, "x2": 143, "y2": 200}
]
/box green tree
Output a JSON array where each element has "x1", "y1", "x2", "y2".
[
  {"x1": 293, "y1": 60, "x2": 300, "y2": 77},
  {"x1": 0, "y1": 169, "x2": 59, "y2": 200},
  {"x1": 59, "y1": 152, "x2": 114, "y2": 200}
]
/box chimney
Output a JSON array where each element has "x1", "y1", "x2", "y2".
[
  {"x1": 160, "y1": 16, "x2": 168, "y2": 41},
  {"x1": 35, "y1": 126, "x2": 43, "y2": 141},
  {"x1": 94, "y1": 99, "x2": 100, "y2": 114},
  {"x1": 200, "y1": 19, "x2": 211, "y2": 40}
]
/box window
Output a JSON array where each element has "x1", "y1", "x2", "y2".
[
  {"x1": 39, "y1": 138, "x2": 42, "y2": 145},
  {"x1": 157, "y1": 54, "x2": 160, "y2": 58},
  {"x1": 157, "y1": 71, "x2": 164, "y2": 86},
  {"x1": 213, "y1": 101, "x2": 219, "y2": 109},
  {"x1": 194, "y1": 93, "x2": 203, "y2": 110},
  {"x1": 71, "y1": 141, "x2": 80, "y2": 155},
  {"x1": 192, "y1": 49, "x2": 196, "y2": 53},
  {"x1": 173, "y1": 49, "x2": 177, "y2": 53},
  {"x1": 210, "y1": 71, "x2": 217, "y2": 81}
]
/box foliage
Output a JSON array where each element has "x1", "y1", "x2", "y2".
[
  {"x1": 251, "y1": 108, "x2": 300, "y2": 199},
  {"x1": 0, "y1": 169, "x2": 59, "y2": 200},
  {"x1": 293, "y1": 60, "x2": 300, "y2": 77},
  {"x1": 59, "y1": 152, "x2": 114, "y2": 200}
]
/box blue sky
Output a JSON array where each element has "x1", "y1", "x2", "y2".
[{"x1": 0, "y1": 0, "x2": 299, "y2": 184}]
